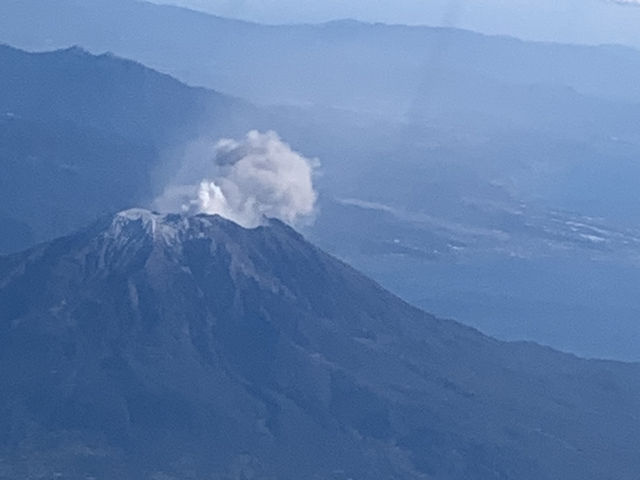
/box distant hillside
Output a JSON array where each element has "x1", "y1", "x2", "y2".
[
  {"x1": 3, "y1": 0, "x2": 640, "y2": 112},
  {"x1": 0, "y1": 44, "x2": 257, "y2": 249},
  {"x1": 0, "y1": 44, "x2": 247, "y2": 144}
]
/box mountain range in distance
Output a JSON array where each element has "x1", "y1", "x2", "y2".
[{"x1": 4, "y1": 0, "x2": 640, "y2": 112}]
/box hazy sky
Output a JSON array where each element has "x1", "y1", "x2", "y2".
[{"x1": 150, "y1": 0, "x2": 640, "y2": 48}]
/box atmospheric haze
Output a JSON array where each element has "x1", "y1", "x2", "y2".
[{"x1": 149, "y1": 0, "x2": 640, "y2": 48}]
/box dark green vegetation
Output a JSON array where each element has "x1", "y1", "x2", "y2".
[{"x1": 1, "y1": 209, "x2": 640, "y2": 479}]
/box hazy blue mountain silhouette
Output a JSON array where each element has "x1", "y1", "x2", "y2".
[
  {"x1": 0, "y1": 44, "x2": 258, "y2": 250},
  {"x1": 4, "y1": 0, "x2": 640, "y2": 111}
]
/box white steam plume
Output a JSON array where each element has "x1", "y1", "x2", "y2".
[{"x1": 154, "y1": 131, "x2": 319, "y2": 228}]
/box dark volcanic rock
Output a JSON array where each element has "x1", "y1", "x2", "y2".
[{"x1": 1, "y1": 209, "x2": 640, "y2": 479}]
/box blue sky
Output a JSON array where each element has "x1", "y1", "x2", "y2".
[{"x1": 151, "y1": 0, "x2": 640, "y2": 48}]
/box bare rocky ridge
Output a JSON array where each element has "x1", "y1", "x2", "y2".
[{"x1": 1, "y1": 209, "x2": 640, "y2": 479}]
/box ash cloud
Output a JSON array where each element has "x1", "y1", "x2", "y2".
[{"x1": 154, "y1": 131, "x2": 319, "y2": 228}]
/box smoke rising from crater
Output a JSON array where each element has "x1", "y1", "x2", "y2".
[{"x1": 154, "y1": 131, "x2": 319, "y2": 228}]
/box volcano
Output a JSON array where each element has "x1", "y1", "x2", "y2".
[{"x1": 1, "y1": 209, "x2": 639, "y2": 479}]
